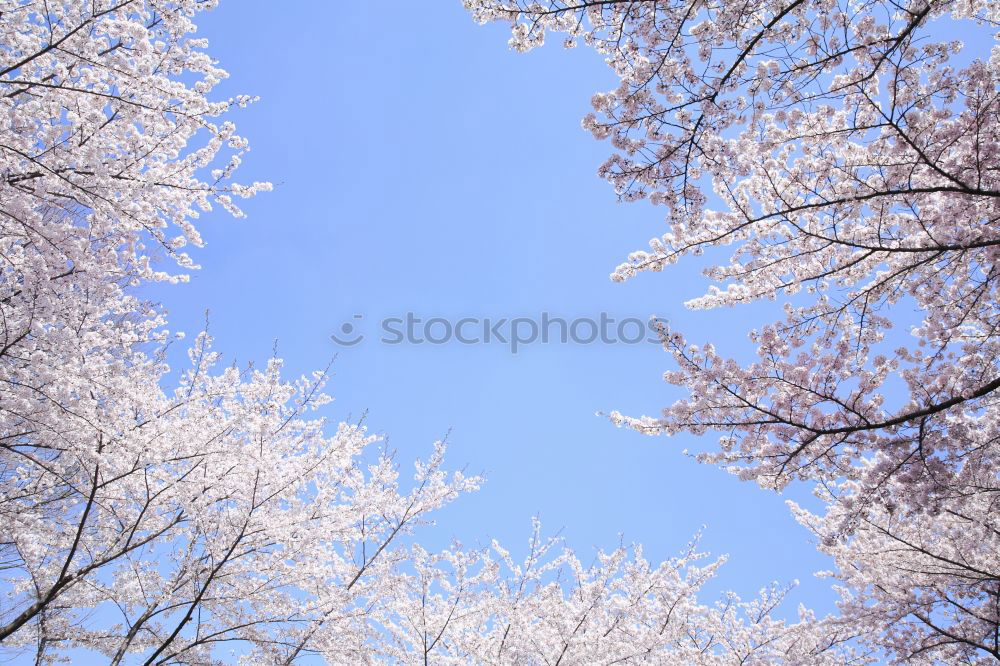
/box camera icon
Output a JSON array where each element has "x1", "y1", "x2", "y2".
[{"x1": 330, "y1": 314, "x2": 365, "y2": 346}]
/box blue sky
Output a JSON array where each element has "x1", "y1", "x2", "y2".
[{"x1": 145, "y1": 0, "x2": 839, "y2": 616}]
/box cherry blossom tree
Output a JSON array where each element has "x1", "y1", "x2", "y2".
[
  {"x1": 465, "y1": 0, "x2": 1000, "y2": 661},
  {"x1": 1, "y1": 327, "x2": 478, "y2": 663},
  {"x1": 0, "y1": 2, "x2": 849, "y2": 663},
  {"x1": 375, "y1": 523, "x2": 866, "y2": 664},
  {"x1": 792, "y1": 476, "x2": 1000, "y2": 663},
  {"x1": 0, "y1": 2, "x2": 465, "y2": 662}
]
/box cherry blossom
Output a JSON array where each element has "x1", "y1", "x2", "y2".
[
  {"x1": 0, "y1": 2, "x2": 849, "y2": 663},
  {"x1": 467, "y1": 0, "x2": 1000, "y2": 661}
]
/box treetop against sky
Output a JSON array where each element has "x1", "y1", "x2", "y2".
[{"x1": 1, "y1": 0, "x2": 999, "y2": 663}]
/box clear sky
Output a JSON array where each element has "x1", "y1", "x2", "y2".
[{"x1": 145, "y1": 0, "x2": 841, "y2": 617}]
